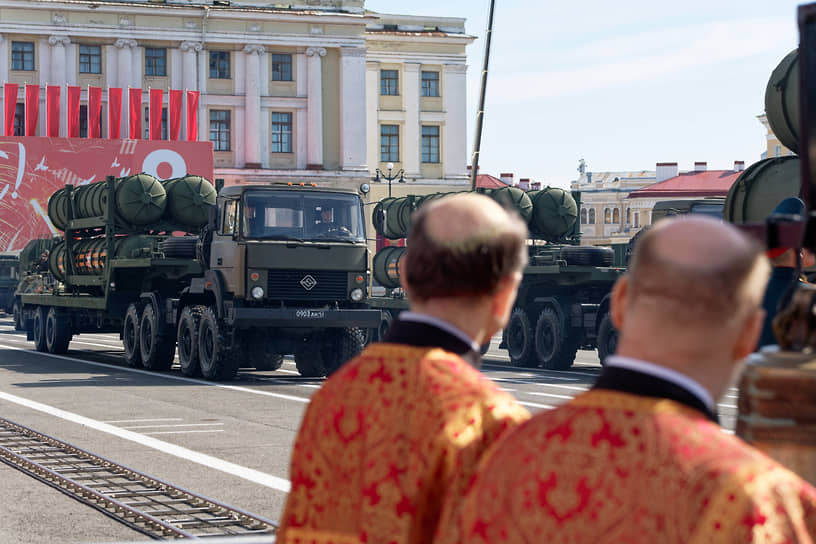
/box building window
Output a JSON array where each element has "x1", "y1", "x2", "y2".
[
  {"x1": 580, "y1": 209, "x2": 588, "y2": 225},
  {"x1": 13, "y1": 104, "x2": 24, "y2": 136},
  {"x1": 421, "y1": 126, "x2": 440, "y2": 163},
  {"x1": 613, "y1": 208, "x2": 620, "y2": 224},
  {"x1": 588, "y1": 208, "x2": 596, "y2": 225},
  {"x1": 626, "y1": 208, "x2": 631, "y2": 225},
  {"x1": 774, "y1": 144, "x2": 782, "y2": 157},
  {"x1": 604, "y1": 208, "x2": 611, "y2": 224},
  {"x1": 380, "y1": 125, "x2": 399, "y2": 162},
  {"x1": 634, "y1": 212, "x2": 640, "y2": 228},
  {"x1": 209, "y1": 51, "x2": 231, "y2": 79},
  {"x1": 421, "y1": 71, "x2": 440, "y2": 97},
  {"x1": 145, "y1": 48, "x2": 167, "y2": 77},
  {"x1": 210, "y1": 110, "x2": 231, "y2": 151},
  {"x1": 271, "y1": 54, "x2": 293, "y2": 81},
  {"x1": 271, "y1": 112, "x2": 292, "y2": 153},
  {"x1": 11, "y1": 42, "x2": 34, "y2": 71},
  {"x1": 380, "y1": 70, "x2": 399, "y2": 96},
  {"x1": 144, "y1": 107, "x2": 168, "y2": 140},
  {"x1": 79, "y1": 45, "x2": 102, "y2": 74},
  {"x1": 79, "y1": 105, "x2": 102, "y2": 138}
]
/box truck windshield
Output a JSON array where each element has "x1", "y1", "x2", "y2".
[{"x1": 242, "y1": 190, "x2": 366, "y2": 243}]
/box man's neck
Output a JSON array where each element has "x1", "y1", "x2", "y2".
[{"x1": 407, "y1": 301, "x2": 487, "y2": 346}]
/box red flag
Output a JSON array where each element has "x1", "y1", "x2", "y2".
[
  {"x1": 25, "y1": 84, "x2": 39, "y2": 136},
  {"x1": 129, "y1": 87, "x2": 142, "y2": 139},
  {"x1": 149, "y1": 88, "x2": 163, "y2": 140},
  {"x1": 169, "y1": 89, "x2": 182, "y2": 141},
  {"x1": 46, "y1": 86, "x2": 61, "y2": 137},
  {"x1": 67, "y1": 86, "x2": 81, "y2": 138},
  {"x1": 88, "y1": 86, "x2": 102, "y2": 138},
  {"x1": 108, "y1": 87, "x2": 122, "y2": 139},
  {"x1": 4, "y1": 83, "x2": 19, "y2": 136},
  {"x1": 186, "y1": 90, "x2": 199, "y2": 141}
]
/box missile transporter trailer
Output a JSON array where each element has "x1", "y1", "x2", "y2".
[
  {"x1": 368, "y1": 186, "x2": 623, "y2": 369},
  {"x1": 20, "y1": 175, "x2": 380, "y2": 380}
]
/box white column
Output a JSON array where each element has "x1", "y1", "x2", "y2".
[
  {"x1": 180, "y1": 41, "x2": 201, "y2": 141},
  {"x1": 338, "y1": 46, "x2": 367, "y2": 171},
  {"x1": 443, "y1": 63, "x2": 468, "y2": 179},
  {"x1": 49, "y1": 36, "x2": 70, "y2": 136},
  {"x1": 306, "y1": 47, "x2": 326, "y2": 169},
  {"x1": 296, "y1": 49, "x2": 308, "y2": 169},
  {"x1": 0, "y1": 35, "x2": 7, "y2": 87},
  {"x1": 243, "y1": 45, "x2": 264, "y2": 167},
  {"x1": 365, "y1": 60, "x2": 379, "y2": 174},
  {"x1": 116, "y1": 39, "x2": 137, "y2": 137},
  {"x1": 403, "y1": 62, "x2": 421, "y2": 178}
]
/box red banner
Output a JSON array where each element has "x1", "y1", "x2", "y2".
[
  {"x1": 67, "y1": 86, "x2": 81, "y2": 138},
  {"x1": 4, "y1": 83, "x2": 18, "y2": 136},
  {"x1": 46, "y1": 86, "x2": 60, "y2": 137},
  {"x1": 0, "y1": 137, "x2": 214, "y2": 251},
  {"x1": 88, "y1": 87, "x2": 102, "y2": 139},
  {"x1": 169, "y1": 89, "x2": 182, "y2": 141},
  {"x1": 129, "y1": 88, "x2": 142, "y2": 139},
  {"x1": 25, "y1": 84, "x2": 39, "y2": 136},
  {"x1": 149, "y1": 88, "x2": 163, "y2": 141},
  {"x1": 186, "y1": 90, "x2": 199, "y2": 141},
  {"x1": 108, "y1": 88, "x2": 122, "y2": 139}
]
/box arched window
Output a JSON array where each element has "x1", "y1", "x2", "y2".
[
  {"x1": 580, "y1": 208, "x2": 588, "y2": 224},
  {"x1": 604, "y1": 208, "x2": 611, "y2": 224},
  {"x1": 589, "y1": 209, "x2": 596, "y2": 224},
  {"x1": 626, "y1": 208, "x2": 631, "y2": 225},
  {"x1": 612, "y1": 208, "x2": 620, "y2": 224}
]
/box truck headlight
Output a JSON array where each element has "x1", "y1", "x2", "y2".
[
  {"x1": 350, "y1": 288, "x2": 364, "y2": 302},
  {"x1": 251, "y1": 286, "x2": 264, "y2": 300}
]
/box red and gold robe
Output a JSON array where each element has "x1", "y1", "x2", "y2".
[
  {"x1": 437, "y1": 390, "x2": 816, "y2": 543},
  {"x1": 277, "y1": 343, "x2": 530, "y2": 544}
]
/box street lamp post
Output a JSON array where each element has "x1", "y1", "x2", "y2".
[{"x1": 374, "y1": 162, "x2": 405, "y2": 198}]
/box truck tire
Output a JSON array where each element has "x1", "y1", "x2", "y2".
[
  {"x1": 45, "y1": 307, "x2": 71, "y2": 354},
  {"x1": 559, "y1": 246, "x2": 614, "y2": 267},
  {"x1": 140, "y1": 303, "x2": 176, "y2": 371},
  {"x1": 376, "y1": 310, "x2": 393, "y2": 342},
  {"x1": 198, "y1": 306, "x2": 239, "y2": 381},
  {"x1": 534, "y1": 308, "x2": 576, "y2": 370},
  {"x1": 596, "y1": 313, "x2": 617, "y2": 365},
  {"x1": 321, "y1": 328, "x2": 365, "y2": 376},
  {"x1": 32, "y1": 306, "x2": 48, "y2": 353},
  {"x1": 160, "y1": 237, "x2": 198, "y2": 258},
  {"x1": 123, "y1": 303, "x2": 143, "y2": 368},
  {"x1": 294, "y1": 349, "x2": 327, "y2": 378},
  {"x1": 247, "y1": 332, "x2": 284, "y2": 371},
  {"x1": 177, "y1": 305, "x2": 203, "y2": 377},
  {"x1": 13, "y1": 301, "x2": 23, "y2": 331},
  {"x1": 505, "y1": 308, "x2": 537, "y2": 367}
]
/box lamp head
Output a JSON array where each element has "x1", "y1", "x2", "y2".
[{"x1": 387, "y1": 162, "x2": 395, "y2": 171}]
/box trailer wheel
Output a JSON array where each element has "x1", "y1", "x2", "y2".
[
  {"x1": 140, "y1": 303, "x2": 175, "y2": 371},
  {"x1": 506, "y1": 308, "x2": 537, "y2": 367},
  {"x1": 123, "y1": 303, "x2": 143, "y2": 368},
  {"x1": 13, "y1": 301, "x2": 23, "y2": 331},
  {"x1": 198, "y1": 307, "x2": 239, "y2": 381},
  {"x1": 321, "y1": 328, "x2": 365, "y2": 376},
  {"x1": 596, "y1": 313, "x2": 617, "y2": 365},
  {"x1": 534, "y1": 308, "x2": 577, "y2": 370},
  {"x1": 376, "y1": 310, "x2": 394, "y2": 342},
  {"x1": 177, "y1": 305, "x2": 203, "y2": 377},
  {"x1": 32, "y1": 306, "x2": 48, "y2": 353},
  {"x1": 45, "y1": 307, "x2": 71, "y2": 354},
  {"x1": 294, "y1": 348, "x2": 327, "y2": 378}
]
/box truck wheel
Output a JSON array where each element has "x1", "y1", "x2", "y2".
[
  {"x1": 596, "y1": 313, "x2": 617, "y2": 365},
  {"x1": 45, "y1": 307, "x2": 71, "y2": 354},
  {"x1": 321, "y1": 328, "x2": 365, "y2": 376},
  {"x1": 140, "y1": 303, "x2": 176, "y2": 371},
  {"x1": 32, "y1": 307, "x2": 48, "y2": 353},
  {"x1": 198, "y1": 307, "x2": 239, "y2": 381},
  {"x1": 123, "y1": 303, "x2": 143, "y2": 368},
  {"x1": 534, "y1": 308, "x2": 577, "y2": 370},
  {"x1": 294, "y1": 349, "x2": 327, "y2": 378},
  {"x1": 13, "y1": 301, "x2": 23, "y2": 331},
  {"x1": 506, "y1": 308, "x2": 537, "y2": 367},
  {"x1": 177, "y1": 305, "x2": 203, "y2": 377},
  {"x1": 377, "y1": 310, "x2": 393, "y2": 342}
]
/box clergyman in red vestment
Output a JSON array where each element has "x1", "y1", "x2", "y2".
[
  {"x1": 437, "y1": 215, "x2": 816, "y2": 543},
  {"x1": 277, "y1": 193, "x2": 531, "y2": 544}
]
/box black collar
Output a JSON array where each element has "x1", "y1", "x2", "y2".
[{"x1": 383, "y1": 318, "x2": 482, "y2": 369}]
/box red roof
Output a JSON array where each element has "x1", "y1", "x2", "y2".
[
  {"x1": 628, "y1": 170, "x2": 740, "y2": 199},
  {"x1": 476, "y1": 174, "x2": 509, "y2": 189}
]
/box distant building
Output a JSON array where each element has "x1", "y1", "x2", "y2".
[{"x1": 758, "y1": 114, "x2": 796, "y2": 159}]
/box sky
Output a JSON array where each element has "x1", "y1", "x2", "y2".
[{"x1": 366, "y1": 0, "x2": 804, "y2": 189}]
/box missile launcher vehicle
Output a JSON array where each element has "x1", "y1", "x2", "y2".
[
  {"x1": 0, "y1": 253, "x2": 19, "y2": 315},
  {"x1": 19, "y1": 175, "x2": 380, "y2": 380}
]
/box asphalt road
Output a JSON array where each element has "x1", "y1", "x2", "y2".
[{"x1": 0, "y1": 314, "x2": 741, "y2": 543}]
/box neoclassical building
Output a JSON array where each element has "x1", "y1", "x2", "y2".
[{"x1": 0, "y1": 0, "x2": 473, "y2": 193}]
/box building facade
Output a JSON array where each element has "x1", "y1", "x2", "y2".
[
  {"x1": 757, "y1": 113, "x2": 796, "y2": 159},
  {"x1": 0, "y1": 0, "x2": 473, "y2": 194}
]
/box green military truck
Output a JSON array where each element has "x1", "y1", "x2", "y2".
[
  {"x1": 11, "y1": 237, "x2": 60, "y2": 331},
  {"x1": 20, "y1": 175, "x2": 380, "y2": 380},
  {"x1": 0, "y1": 253, "x2": 19, "y2": 315}
]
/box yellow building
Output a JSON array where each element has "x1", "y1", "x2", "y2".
[{"x1": 757, "y1": 113, "x2": 796, "y2": 159}]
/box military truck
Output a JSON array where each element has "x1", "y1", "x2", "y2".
[
  {"x1": 19, "y1": 174, "x2": 380, "y2": 380},
  {"x1": 368, "y1": 186, "x2": 623, "y2": 369},
  {"x1": 0, "y1": 253, "x2": 19, "y2": 314},
  {"x1": 11, "y1": 237, "x2": 60, "y2": 331}
]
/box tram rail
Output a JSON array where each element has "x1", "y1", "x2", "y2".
[{"x1": 0, "y1": 417, "x2": 277, "y2": 540}]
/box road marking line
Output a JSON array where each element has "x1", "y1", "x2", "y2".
[
  {"x1": 530, "y1": 383, "x2": 588, "y2": 392},
  {"x1": 718, "y1": 404, "x2": 737, "y2": 410},
  {"x1": 144, "y1": 430, "x2": 226, "y2": 435},
  {"x1": 499, "y1": 388, "x2": 517, "y2": 392},
  {"x1": 527, "y1": 391, "x2": 575, "y2": 400},
  {"x1": 519, "y1": 401, "x2": 555, "y2": 410},
  {"x1": 121, "y1": 423, "x2": 224, "y2": 430},
  {"x1": 0, "y1": 342, "x2": 312, "y2": 405},
  {"x1": 0, "y1": 391, "x2": 291, "y2": 493},
  {"x1": 104, "y1": 418, "x2": 183, "y2": 423}
]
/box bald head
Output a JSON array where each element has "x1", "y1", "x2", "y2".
[{"x1": 402, "y1": 193, "x2": 528, "y2": 301}]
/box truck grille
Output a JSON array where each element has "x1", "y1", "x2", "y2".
[{"x1": 267, "y1": 270, "x2": 347, "y2": 301}]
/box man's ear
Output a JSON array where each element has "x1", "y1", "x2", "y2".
[{"x1": 610, "y1": 276, "x2": 628, "y2": 330}]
